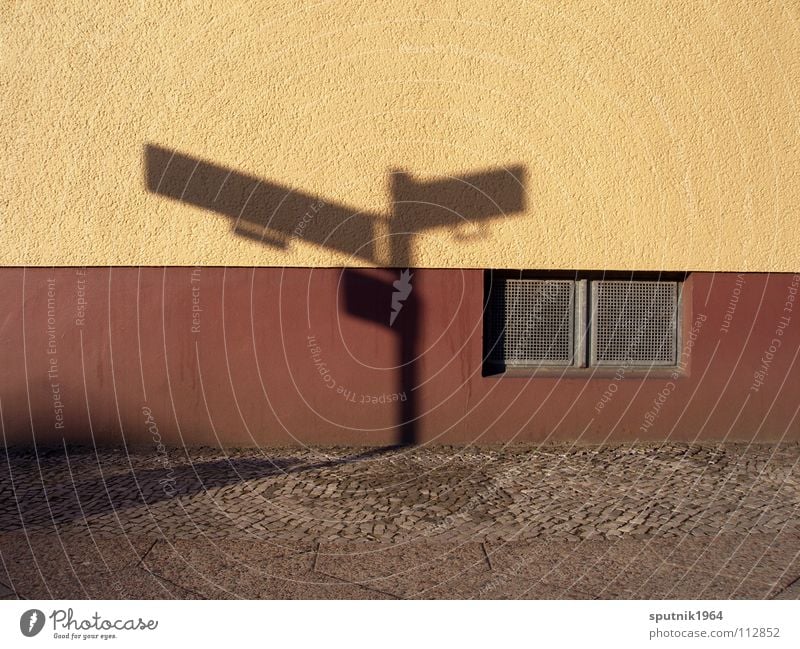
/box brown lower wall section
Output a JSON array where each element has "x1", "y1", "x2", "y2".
[{"x1": 0, "y1": 268, "x2": 798, "y2": 446}]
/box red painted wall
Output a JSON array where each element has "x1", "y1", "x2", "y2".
[{"x1": 0, "y1": 268, "x2": 797, "y2": 447}]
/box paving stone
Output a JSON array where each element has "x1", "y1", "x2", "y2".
[
  {"x1": 3, "y1": 443, "x2": 797, "y2": 543},
  {"x1": 2, "y1": 443, "x2": 800, "y2": 598}
]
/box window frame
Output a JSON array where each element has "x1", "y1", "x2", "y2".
[{"x1": 483, "y1": 270, "x2": 688, "y2": 377}]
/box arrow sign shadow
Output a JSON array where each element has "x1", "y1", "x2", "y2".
[{"x1": 145, "y1": 144, "x2": 526, "y2": 445}]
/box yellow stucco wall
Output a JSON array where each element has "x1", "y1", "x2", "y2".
[{"x1": 2, "y1": 1, "x2": 799, "y2": 270}]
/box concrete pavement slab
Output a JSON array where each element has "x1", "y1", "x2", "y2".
[
  {"x1": 0, "y1": 532, "x2": 159, "y2": 598},
  {"x1": 0, "y1": 580, "x2": 15, "y2": 598},
  {"x1": 141, "y1": 538, "x2": 391, "y2": 599},
  {"x1": 623, "y1": 564, "x2": 775, "y2": 599},
  {"x1": 315, "y1": 540, "x2": 489, "y2": 598}
]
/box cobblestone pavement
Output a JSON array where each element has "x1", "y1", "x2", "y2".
[{"x1": 1, "y1": 443, "x2": 799, "y2": 599}]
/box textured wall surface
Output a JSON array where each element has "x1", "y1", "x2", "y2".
[
  {"x1": 2, "y1": 1, "x2": 799, "y2": 270},
  {"x1": 1, "y1": 267, "x2": 798, "y2": 446}
]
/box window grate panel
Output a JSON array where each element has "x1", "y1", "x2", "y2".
[
  {"x1": 487, "y1": 279, "x2": 575, "y2": 366},
  {"x1": 591, "y1": 280, "x2": 678, "y2": 366}
]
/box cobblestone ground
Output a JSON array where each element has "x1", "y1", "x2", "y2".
[{"x1": 1, "y1": 443, "x2": 799, "y2": 599}]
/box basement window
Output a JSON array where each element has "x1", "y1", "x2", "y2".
[{"x1": 483, "y1": 271, "x2": 684, "y2": 374}]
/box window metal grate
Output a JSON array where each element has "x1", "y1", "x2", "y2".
[
  {"x1": 487, "y1": 279, "x2": 575, "y2": 366},
  {"x1": 591, "y1": 280, "x2": 678, "y2": 366}
]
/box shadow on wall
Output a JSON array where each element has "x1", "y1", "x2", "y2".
[
  {"x1": 144, "y1": 144, "x2": 526, "y2": 267},
  {"x1": 145, "y1": 144, "x2": 527, "y2": 445}
]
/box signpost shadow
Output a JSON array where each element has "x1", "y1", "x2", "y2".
[{"x1": 146, "y1": 144, "x2": 526, "y2": 446}]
